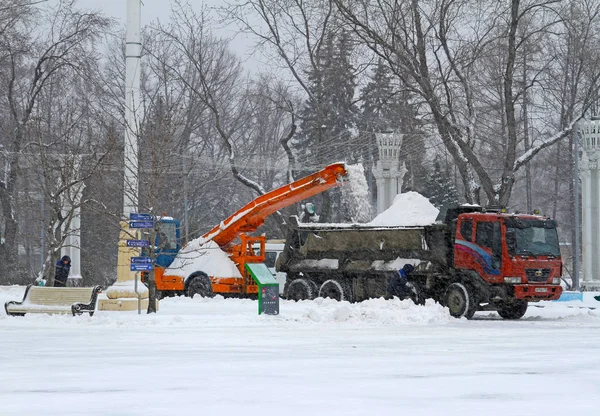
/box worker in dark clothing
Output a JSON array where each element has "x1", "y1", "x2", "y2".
[
  {"x1": 387, "y1": 264, "x2": 420, "y2": 303},
  {"x1": 54, "y1": 255, "x2": 71, "y2": 287}
]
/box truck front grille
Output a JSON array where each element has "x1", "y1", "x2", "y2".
[{"x1": 525, "y1": 268, "x2": 551, "y2": 283}]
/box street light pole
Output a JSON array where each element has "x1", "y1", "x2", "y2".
[
  {"x1": 98, "y1": 0, "x2": 148, "y2": 311},
  {"x1": 124, "y1": 0, "x2": 141, "y2": 215}
]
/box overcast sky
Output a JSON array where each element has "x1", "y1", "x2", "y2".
[{"x1": 76, "y1": 0, "x2": 261, "y2": 70}]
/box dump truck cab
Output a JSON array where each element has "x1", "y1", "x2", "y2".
[{"x1": 452, "y1": 209, "x2": 563, "y2": 309}]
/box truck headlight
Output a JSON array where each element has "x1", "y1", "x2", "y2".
[
  {"x1": 504, "y1": 277, "x2": 521, "y2": 284},
  {"x1": 552, "y1": 277, "x2": 561, "y2": 285}
]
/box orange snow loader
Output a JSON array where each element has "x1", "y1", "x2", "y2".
[{"x1": 148, "y1": 163, "x2": 348, "y2": 298}]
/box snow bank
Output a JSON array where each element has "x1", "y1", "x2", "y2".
[
  {"x1": 165, "y1": 240, "x2": 241, "y2": 279},
  {"x1": 369, "y1": 191, "x2": 439, "y2": 226},
  {"x1": 301, "y1": 297, "x2": 454, "y2": 324}
]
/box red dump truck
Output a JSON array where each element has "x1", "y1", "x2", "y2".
[{"x1": 278, "y1": 205, "x2": 563, "y2": 319}]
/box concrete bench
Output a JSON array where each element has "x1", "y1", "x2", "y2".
[{"x1": 4, "y1": 285, "x2": 102, "y2": 316}]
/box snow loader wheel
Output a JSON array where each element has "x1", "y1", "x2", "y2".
[
  {"x1": 187, "y1": 272, "x2": 214, "y2": 299},
  {"x1": 497, "y1": 299, "x2": 528, "y2": 320},
  {"x1": 318, "y1": 279, "x2": 352, "y2": 302},
  {"x1": 445, "y1": 282, "x2": 476, "y2": 319},
  {"x1": 285, "y1": 278, "x2": 318, "y2": 301}
]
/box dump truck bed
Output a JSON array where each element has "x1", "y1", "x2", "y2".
[{"x1": 278, "y1": 218, "x2": 449, "y2": 274}]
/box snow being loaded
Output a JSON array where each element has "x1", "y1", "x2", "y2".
[{"x1": 341, "y1": 163, "x2": 372, "y2": 223}]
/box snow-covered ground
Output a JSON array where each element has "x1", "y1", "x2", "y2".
[{"x1": 1, "y1": 285, "x2": 599, "y2": 416}]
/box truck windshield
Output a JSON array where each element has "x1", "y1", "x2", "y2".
[{"x1": 505, "y1": 219, "x2": 560, "y2": 257}]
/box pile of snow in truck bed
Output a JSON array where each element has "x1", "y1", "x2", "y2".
[{"x1": 369, "y1": 191, "x2": 440, "y2": 226}]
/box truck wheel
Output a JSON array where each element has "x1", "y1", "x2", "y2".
[
  {"x1": 285, "y1": 278, "x2": 317, "y2": 301},
  {"x1": 497, "y1": 300, "x2": 528, "y2": 319},
  {"x1": 319, "y1": 279, "x2": 352, "y2": 302},
  {"x1": 445, "y1": 283, "x2": 476, "y2": 319},
  {"x1": 187, "y1": 272, "x2": 214, "y2": 299}
]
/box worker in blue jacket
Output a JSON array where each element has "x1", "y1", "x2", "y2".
[
  {"x1": 387, "y1": 264, "x2": 420, "y2": 303},
  {"x1": 54, "y1": 255, "x2": 71, "y2": 287}
]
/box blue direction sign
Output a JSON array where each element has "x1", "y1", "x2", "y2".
[
  {"x1": 126, "y1": 239, "x2": 150, "y2": 248},
  {"x1": 131, "y1": 256, "x2": 152, "y2": 264},
  {"x1": 130, "y1": 263, "x2": 153, "y2": 271},
  {"x1": 129, "y1": 221, "x2": 154, "y2": 229},
  {"x1": 130, "y1": 213, "x2": 154, "y2": 221}
]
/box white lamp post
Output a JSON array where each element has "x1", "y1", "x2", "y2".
[
  {"x1": 578, "y1": 118, "x2": 600, "y2": 290},
  {"x1": 98, "y1": 0, "x2": 149, "y2": 311}
]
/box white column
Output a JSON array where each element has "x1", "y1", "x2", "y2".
[
  {"x1": 582, "y1": 160, "x2": 593, "y2": 283},
  {"x1": 62, "y1": 184, "x2": 83, "y2": 281},
  {"x1": 377, "y1": 172, "x2": 385, "y2": 214},
  {"x1": 123, "y1": 0, "x2": 141, "y2": 215},
  {"x1": 594, "y1": 167, "x2": 600, "y2": 282},
  {"x1": 579, "y1": 118, "x2": 600, "y2": 289},
  {"x1": 60, "y1": 156, "x2": 83, "y2": 286}
]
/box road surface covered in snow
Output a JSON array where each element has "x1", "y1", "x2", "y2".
[{"x1": 1, "y1": 285, "x2": 599, "y2": 416}]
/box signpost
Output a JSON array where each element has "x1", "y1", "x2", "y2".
[
  {"x1": 129, "y1": 220, "x2": 154, "y2": 229},
  {"x1": 127, "y1": 213, "x2": 158, "y2": 314},
  {"x1": 131, "y1": 256, "x2": 152, "y2": 263},
  {"x1": 126, "y1": 239, "x2": 150, "y2": 248},
  {"x1": 130, "y1": 213, "x2": 154, "y2": 221},
  {"x1": 129, "y1": 212, "x2": 154, "y2": 230},
  {"x1": 130, "y1": 257, "x2": 152, "y2": 270},
  {"x1": 130, "y1": 263, "x2": 153, "y2": 271}
]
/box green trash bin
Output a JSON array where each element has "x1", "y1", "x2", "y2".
[{"x1": 246, "y1": 263, "x2": 279, "y2": 315}]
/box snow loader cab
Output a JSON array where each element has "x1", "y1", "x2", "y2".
[
  {"x1": 154, "y1": 217, "x2": 181, "y2": 267},
  {"x1": 278, "y1": 205, "x2": 563, "y2": 319},
  {"x1": 140, "y1": 217, "x2": 181, "y2": 285}
]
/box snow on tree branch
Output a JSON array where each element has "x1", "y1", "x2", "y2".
[{"x1": 513, "y1": 116, "x2": 583, "y2": 173}]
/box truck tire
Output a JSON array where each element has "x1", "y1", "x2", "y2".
[
  {"x1": 497, "y1": 300, "x2": 528, "y2": 320},
  {"x1": 318, "y1": 279, "x2": 352, "y2": 302},
  {"x1": 445, "y1": 282, "x2": 476, "y2": 319},
  {"x1": 285, "y1": 278, "x2": 317, "y2": 301},
  {"x1": 186, "y1": 272, "x2": 214, "y2": 299}
]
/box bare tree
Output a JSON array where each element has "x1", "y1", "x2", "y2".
[
  {"x1": 0, "y1": 0, "x2": 110, "y2": 277},
  {"x1": 333, "y1": 0, "x2": 600, "y2": 206},
  {"x1": 151, "y1": 4, "x2": 269, "y2": 193}
]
